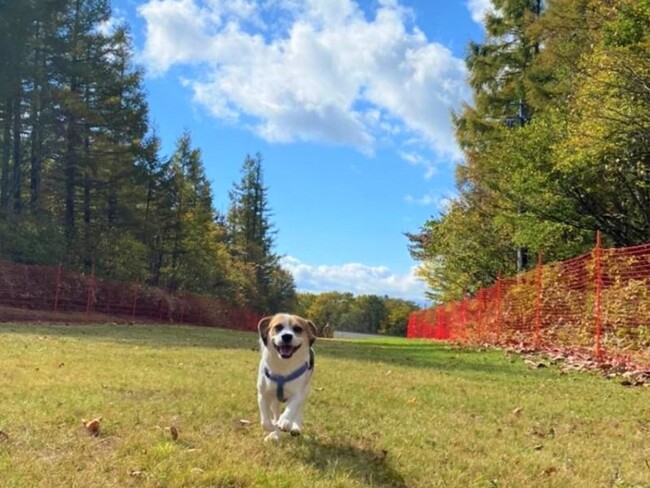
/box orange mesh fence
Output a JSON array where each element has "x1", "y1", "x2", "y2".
[
  {"x1": 0, "y1": 259, "x2": 262, "y2": 332},
  {"x1": 408, "y1": 233, "x2": 650, "y2": 367}
]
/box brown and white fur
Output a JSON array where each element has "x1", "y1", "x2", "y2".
[{"x1": 257, "y1": 313, "x2": 317, "y2": 442}]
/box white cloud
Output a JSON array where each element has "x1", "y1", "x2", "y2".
[
  {"x1": 280, "y1": 256, "x2": 426, "y2": 302},
  {"x1": 404, "y1": 191, "x2": 455, "y2": 213},
  {"x1": 466, "y1": 0, "x2": 493, "y2": 25},
  {"x1": 138, "y1": 0, "x2": 469, "y2": 159},
  {"x1": 436, "y1": 195, "x2": 454, "y2": 213},
  {"x1": 95, "y1": 8, "x2": 127, "y2": 35},
  {"x1": 399, "y1": 150, "x2": 436, "y2": 179},
  {"x1": 404, "y1": 192, "x2": 434, "y2": 206},
  {"x1": 138, "y1": 0, "x2": 211, "y2": 70}
]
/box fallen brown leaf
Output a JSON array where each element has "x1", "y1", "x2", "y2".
[
  {"x1": 128, "y1": 469, "x2": 146, "y2": 478},
  {"x1": 82, "y1": 416, "x2": 102, "y2": 436},
  {"x1": 524, "y1": 359, "x2": 547, "y2": 369},
  {"x1": 170, "y1": 425, "x2": 179, "y2": 441}
]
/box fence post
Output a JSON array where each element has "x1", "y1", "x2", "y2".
[
  {"x1": 495, "y1": 275, "x2": 502, "y2": 344},
  {"x1": 534, "y1": 252, "x2": 543, "y2": 349},
  {"x1": 461, "y1": 300, "x2": 468, "y2": 343},
  {"x1": 85, "y1": 269, "x2": 95, "y2": 315},
  {"x1": 131, "y1": 282, "x2": 140, "y2": 320},
  {"x1": 594, "y1": 230, "x2": 603, "y2": 361},
  {"x1": 53, "y1": 263, "x2": 62, "y2": 312}
]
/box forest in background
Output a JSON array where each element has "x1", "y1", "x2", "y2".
[
  {"x1": 0, "y1": 0, "x2": 418, "y2": 334},
  {"x1": 409, "y1": 0, "x2": 650, "y2": 303},
  {"x1": 0, "y1": 0, "x2": 296, "y2": 313}
]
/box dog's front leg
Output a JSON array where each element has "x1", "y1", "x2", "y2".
[
  {"x1": 276, "y1": 392, "x2": 306, "y2": 435},
  {"x1": 258, "y1": 391, "x2": 276, "y2": 433},
  {"x1": 259, "y1": 391, "x2": 282, "y2": 442}
]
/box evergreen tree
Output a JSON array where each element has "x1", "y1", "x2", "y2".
[{"x1": 227, "y1": 153, "x2": 295, "y2": 312}]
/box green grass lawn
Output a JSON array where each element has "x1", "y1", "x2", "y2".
[{"x1": 1, "y1": 323, "x2": 649, "y2": 488}]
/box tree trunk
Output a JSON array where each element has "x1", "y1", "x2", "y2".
[
  {"x1": 29, "y1": 25, "x2": 44, "y2": 213},
  {"x1": 12, "y1": 83, "x2": 22, "y2": 213},
  {"x1": 64, "y1": 98, "x2": 78, "y2": 244},
  {"x1": 0, "y1": 100, "x2": 11, "y2": 211},
  {"x1": 83, "y1": 127, "x2": 92, "y2": 272},
  {"x1": 29, "y1": 128, "x2": 41, "y2": 212}
]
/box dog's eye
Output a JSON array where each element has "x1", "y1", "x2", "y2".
[
  {"x1": 293, "y1": 326, "x2": 303, "y2": 333},
  {"x1": 273, "y1": 325, "x2": 284, "y2": 332}
]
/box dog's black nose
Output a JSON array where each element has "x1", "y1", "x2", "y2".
[{"x1": 281, "y1": 333, "x2": 293, "y2": 343}]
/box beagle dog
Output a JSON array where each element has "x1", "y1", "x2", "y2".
[{"x1": 257, "y1": 313, "x2": 317, "y2": 442}]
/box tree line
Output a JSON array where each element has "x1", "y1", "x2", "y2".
[
  {"x1": 295, "y1": 292, "x2": 420, "y2": 337},
  {"x1": 0, "y1": 0, "x2": 293, "y2": 313},
  {"x1": 408, "y1": 0, "x2": 650, "y2": 303}
]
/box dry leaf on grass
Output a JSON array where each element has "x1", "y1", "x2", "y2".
[
  {"x1": 170, "y1": 425, "x2": 179, "y2": 440},
  {"x1": 82, "y1": 416, "x2": 102, "y2": 436},
  {"x1": 128, "y1": 469, "x2": 146, "y2": 478},
  {"x1": 524, "y1": 359, "x2": 547, "y2": 369},
  {"x1": 0, "y1": 431, "x2": 8, "y2": 442}
]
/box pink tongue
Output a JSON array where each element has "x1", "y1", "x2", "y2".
[{"x1": 279, "y1": 345, "x2": 293, "y2": 356}]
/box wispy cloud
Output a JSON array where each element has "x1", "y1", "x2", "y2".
[
  {"x1": 280, "y1": 256, "x2": 426, "y2": 302},
  {"x1": 138, "y1": 0, "x2": 469, "y2": 160},
  {"x1": 404, "y1": 191, "x2": 455, "y2": 216},
  {"x1": 398, "y1": 150, "x2": 437, "y2": 179}
]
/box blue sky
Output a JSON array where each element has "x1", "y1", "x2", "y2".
[{"x1": 108, "y1": 0, "x2": 490, "y2": 303}]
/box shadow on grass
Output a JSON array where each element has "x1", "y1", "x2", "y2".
[{"x1": 295, "y1": 437, "x2": 407, "y2": 488}]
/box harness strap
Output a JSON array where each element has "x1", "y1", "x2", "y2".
[{"x1": 264, "y1": 348, "x2": 315, "y2": 402}]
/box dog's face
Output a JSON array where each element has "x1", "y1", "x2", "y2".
[{"x1": 258, "y1": 314, "x2": 317, "y2": 359}]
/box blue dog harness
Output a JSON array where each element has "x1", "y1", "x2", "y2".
[{"x1": 264, "y1": 348, "x2": 315, "y2": 402}]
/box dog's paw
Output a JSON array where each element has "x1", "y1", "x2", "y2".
[
  {"x1": 264, "y1": 431, "x2": 281, "y2": 443},
  {"x1": 290, "y1": 423, "x2": 301, "y2": 437},
  {"x1": 275, "y1": 416, "x2": 293, "y2": 432}
]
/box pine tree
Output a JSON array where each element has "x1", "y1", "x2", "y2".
[{"x1": 227, "y1": 153, "x2": 295, "y2": 311}]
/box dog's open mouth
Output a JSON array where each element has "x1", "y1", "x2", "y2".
[{"x1": 275, "y1": 343, "x2": 300, "y2": 359}]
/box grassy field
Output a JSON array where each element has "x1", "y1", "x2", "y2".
[{"x1": 1, "y1": 324, "x2": 650, "y2": 488}]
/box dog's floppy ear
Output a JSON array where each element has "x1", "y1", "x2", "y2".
[
  {"x1": 258, "y1": 316, "x2": 273, "y2": 345},
  {"x1": 306, "y1": 319, "x2": 318, "y2": 346}
]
